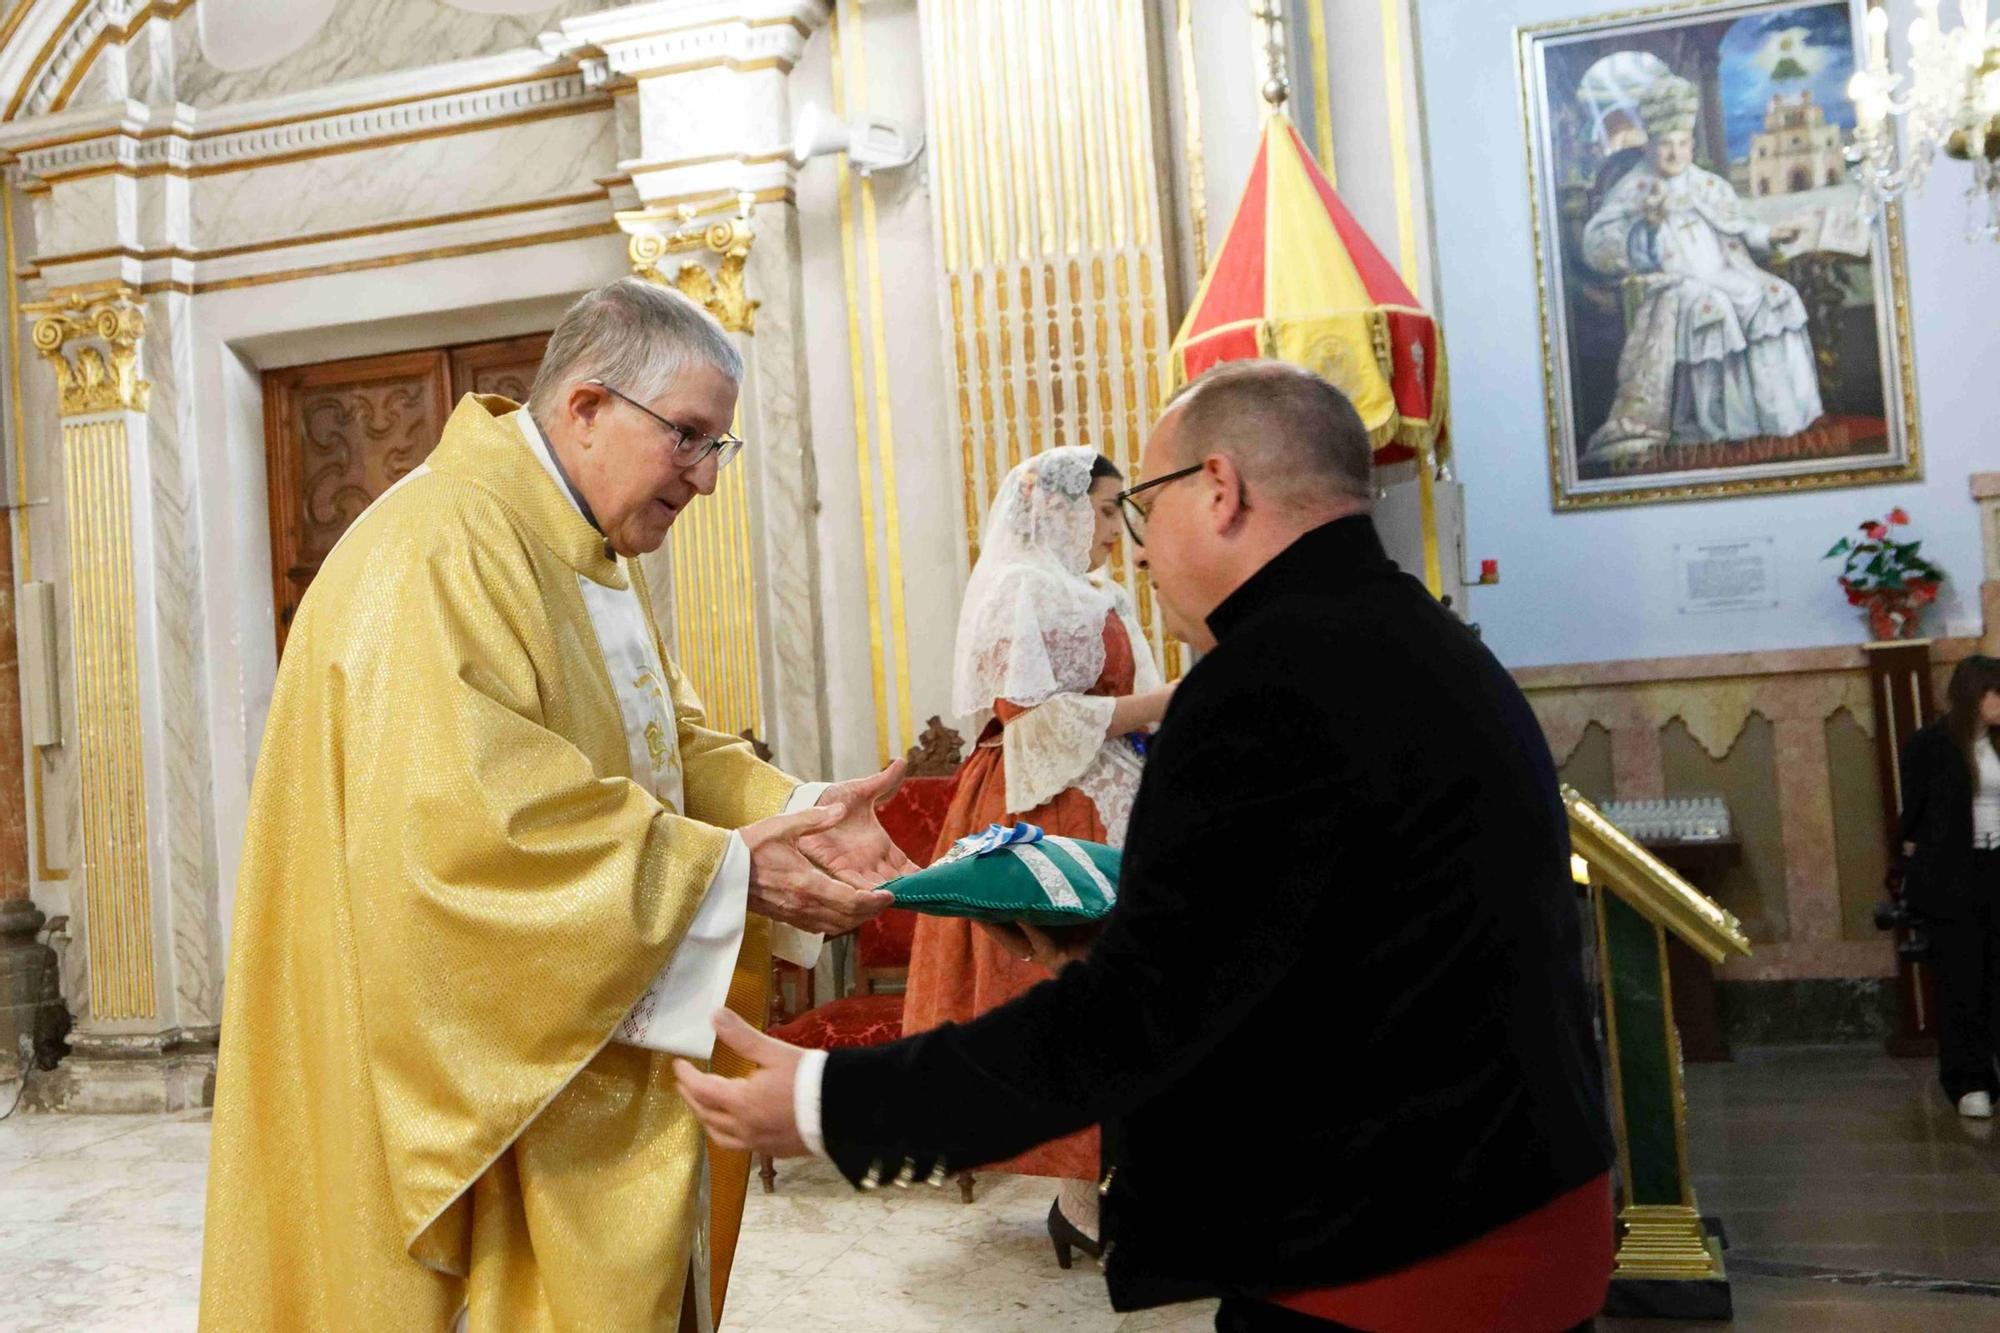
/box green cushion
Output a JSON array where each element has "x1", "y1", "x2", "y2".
[{"x1": 887, "y1": 823, "x2": 1121, "y2": 925}]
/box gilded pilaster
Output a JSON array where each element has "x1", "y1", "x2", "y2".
[
  {"x1": 14, "y1": 284, "x2": 217, "y2": 1112},
  {"x1": 26, "y1": 290, "x2": 155, "y2": 1025}
]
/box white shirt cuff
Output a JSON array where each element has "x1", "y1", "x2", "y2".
[
  {"x1": 613, "y1": 831, "x2": 752, "y2": 1058},
  {"x1": 770, "y1": 782, "x2": 833, "y2": 969},
  {"x1": 795, "y1": 1048, "x2": 830, "y2": 1159}
]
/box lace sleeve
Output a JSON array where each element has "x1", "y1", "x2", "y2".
[{"x1": 1002, "y1": 693, "x2": 1118, "y2": 815}]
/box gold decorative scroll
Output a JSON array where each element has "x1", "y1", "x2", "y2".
[
  {"x1": 26, "y1": 288, "x2": 151, "y2": 418},
  {"x1": 626, "y1": 198, "x2": 759, "y2": 333},
  {"x1": 63, "y1": 416, "x2": 157, "y2": 1020},
  {"x1": 921, "y1": 0, "x2": 1183, "y2": 675}
]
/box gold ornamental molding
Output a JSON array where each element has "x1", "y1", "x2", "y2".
[
  {"x1": 624, "y1": 194, "x2": 759, "y2": 334},
  {"x1": 23, "y1": 287, "x2": 149, "y2": 417}
]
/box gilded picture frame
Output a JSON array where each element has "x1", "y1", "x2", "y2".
[{"x1": 1518, "y1": 0, "x2": 1920, "y2": 511}]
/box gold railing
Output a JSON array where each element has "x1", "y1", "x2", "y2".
[{"x1": 1565, "y1": 787, "x2": 1752, "y2": 964}]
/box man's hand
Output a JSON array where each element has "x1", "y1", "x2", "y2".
[
  {"x1": 675, "y1": 1009, "x2": 810, "y2": 1157},
  {"x1": 798, "y1": 759, "x2": 923, "y2": 892},
  {"x1": 978, "y1": 920, "x2": 1098, "y2": 973},
  {"x1": 743, "y1": 803, "x2": 893, "y2": 935}
]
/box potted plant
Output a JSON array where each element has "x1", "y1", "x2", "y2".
[{"x1": 1823, "y1": 507, "x2": 1946, "y2": 641}]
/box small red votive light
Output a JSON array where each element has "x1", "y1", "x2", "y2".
[{"x1": 1480, "y1": 559, "x2": 1499, "y2": 583}]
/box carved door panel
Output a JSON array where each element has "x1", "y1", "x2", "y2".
[
  {"x1": 265, "y1": 334, "x2": 550, "y2": 653},
  {"x1": 263, "y1": 350, "x2": 452, "y2": 653},
  {"x1": 448, "y1": 332, "x2": 550, "y2": 404}
]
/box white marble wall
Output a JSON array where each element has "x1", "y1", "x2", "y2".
[
  {"x1": 140, "y1": 292, "x2": 222, "y2": 1033},
  {"x1": 170, "y1": 0, "x2": 619, "y2": 108},
  {"x1": 185, "y1": 111, "x2": 620, "y2": 252},
  {"x1": 743, "y1": 203, "x2": 833, "y2": 778},
  {"x1": 789, "y1": 2, "x2": 963, "y2": 780}
]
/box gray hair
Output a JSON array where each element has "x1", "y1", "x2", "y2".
[
  {"x1": 527, "y1": 277, "x2": 743, "y2": 418},
  {"x1": 1163, "y1": 359, "x2": 1374, "y2": 507}
]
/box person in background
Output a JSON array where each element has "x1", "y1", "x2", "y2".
[
  {"x1": 1898, "y1": 655, "x2": 2000, "y2": 1118},
  {"x1": 903, "y1": 444, "x2": 1173, "y2": 1264}
]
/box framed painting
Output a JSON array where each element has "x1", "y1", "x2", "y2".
[{"x1": 1518, "y1": 0, "x2": 1919, "y2": 509}]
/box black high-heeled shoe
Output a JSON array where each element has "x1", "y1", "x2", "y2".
[{"x1": 1047, "y1": 1199, "x2": 1104, "y2": 1270}]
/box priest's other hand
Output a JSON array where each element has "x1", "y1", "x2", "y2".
[
  {"x1": 799, "y1": 758, "x2": 922, "y2": 892},
  {"x1": 743, "y1": 803, "x2": 894, "y2": 935},
  {"x1": 979, "y1": 920, "x2": 1098, "y2": 973},
  {"x1": 675, "y1": 1009, "x2": 808, "y2": 1158}
]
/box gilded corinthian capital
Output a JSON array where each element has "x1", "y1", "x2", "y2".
[
  {"x1": 628, "y1": 208, "x2": 760, "y2": 334},
  {"x1": 25, "y1": 288, "x2": 151, "y2": 417},
  {"x1": 624, "y1": 199, "x2": 760, "y2": 334}
]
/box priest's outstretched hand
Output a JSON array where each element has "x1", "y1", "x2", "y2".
[
  {"x1": 742, "y1": 803, "x2": 892, "y2": 936},
  {"x1": 677, "y1": 1009, "x2": 811, "y2": 1157},
  {"x1": 801, "y1": 758, "x2": 922, "y2": 890}
]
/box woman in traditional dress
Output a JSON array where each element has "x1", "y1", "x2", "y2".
[{"x1": 902, "y1": 445, "x2": 1174, "y2": 1266}]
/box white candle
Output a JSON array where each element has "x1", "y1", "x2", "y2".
[
  {"x1": 1869, "y1": 5, "x2": 1890, "y2": 70},
  {"x1": 1915, "y1": 0, "x2": 1939, "y2": 48}
]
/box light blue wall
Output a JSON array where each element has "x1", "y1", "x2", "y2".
[{"x1": 1417, "y1": 0, "x2": 1992, "y2": 668}]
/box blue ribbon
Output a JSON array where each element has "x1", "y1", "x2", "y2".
[{"x1": 941, "y1": 821, "x2": 1044, "y2": 863}]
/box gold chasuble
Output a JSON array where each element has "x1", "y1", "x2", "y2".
[{"x1": 201, "y1": 395, "x2": 796, "y2": 1331}]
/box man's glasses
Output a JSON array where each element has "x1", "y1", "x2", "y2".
[
  {"x1": 1113, "y1": 465, "x2": 1201, "y2": 545},
  {"x1": 589, "y1": 379, "x2": 744, "y2": 470}
]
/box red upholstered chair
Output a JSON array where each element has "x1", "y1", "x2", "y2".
[{"x1": 759, "y1": 721, "x2": 977, "y2": 1200}]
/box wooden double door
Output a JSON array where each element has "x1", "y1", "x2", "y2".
[{"x1": 262, "y1": 333, "x2": 548, "y2": 652}]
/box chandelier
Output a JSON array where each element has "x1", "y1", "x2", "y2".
[{"x1": 1847, "y1": 0, "x2": 2000, "y2": 238}]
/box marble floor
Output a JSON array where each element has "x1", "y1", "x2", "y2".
[{"x1": 2, "y1": 1046, "x2": 1999, "y2": 1330}]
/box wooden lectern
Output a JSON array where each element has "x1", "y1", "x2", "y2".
[{"x1": 1567, "y1": 790, "x2": 1753, "y2": 1321}]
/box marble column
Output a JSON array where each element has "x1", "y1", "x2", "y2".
[
  {"x1": 548, "y1": 0, "x2": 835, "y2": 778},
  {"x1": 1771, "y1": 715, "x2": 1840, "y2": 951},
  {"x1": 18, "y1": 289, "x2": 217, "y2": 1111}
]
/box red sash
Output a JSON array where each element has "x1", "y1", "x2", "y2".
[{"x1": 1271, "y1": 1173, "x2": 1614, "y2": 1331}]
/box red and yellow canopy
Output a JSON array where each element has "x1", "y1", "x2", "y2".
[{"x1": 1167, "y1": 114, "x2": 1448, "y2": 467}]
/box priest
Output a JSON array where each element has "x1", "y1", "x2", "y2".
[{"x1": 200, "y1": 278, "x2": 913, "y2": 1332}]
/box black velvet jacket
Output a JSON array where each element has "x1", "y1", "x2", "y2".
[{"x1": 820, "y1": 516, "x2": 1613, "y2": 1311}]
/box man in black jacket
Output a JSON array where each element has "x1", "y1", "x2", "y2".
[{"x1": 679, "y1": 360, "x2": 1614, "y2": 1331}]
